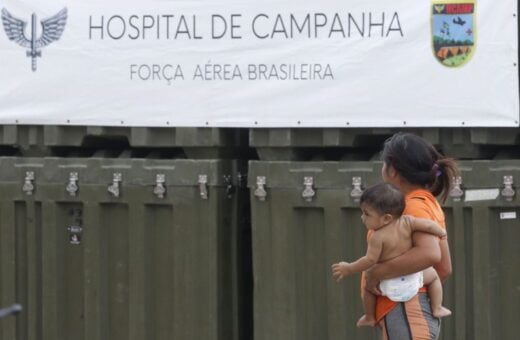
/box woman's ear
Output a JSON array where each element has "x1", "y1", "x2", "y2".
[
  {"x1": 382, "y1": 163, "x2": 398, "y2": 184},
  {"x1": 386, "y1": 165, "x2": 398, "y2": 179}
]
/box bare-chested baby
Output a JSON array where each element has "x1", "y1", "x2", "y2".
[{"x1": 332, "y1": 183, "x2": 451, "y2": 327}]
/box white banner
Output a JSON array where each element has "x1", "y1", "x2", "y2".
[{"x1": 0, "y1": 0, "x2": 518, "y2": 127}]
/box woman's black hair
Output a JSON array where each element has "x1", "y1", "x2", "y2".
[{"x1": 382, "y1": 132, "x2": 459, "y2": 203}]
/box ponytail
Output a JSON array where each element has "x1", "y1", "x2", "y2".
[{"x1": 430, "y1": 157, "x2": 459, "y2": 203}]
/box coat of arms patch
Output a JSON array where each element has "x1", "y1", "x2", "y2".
[{"x1": 432, "y1": 1, "x2": 476, "y2": 67}]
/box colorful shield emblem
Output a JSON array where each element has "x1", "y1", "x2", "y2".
[{"x1": 432, "y1": 0, "x2": 476, "y2": 67}]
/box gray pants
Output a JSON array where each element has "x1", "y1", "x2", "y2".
[{"x1": 381, "y1": 293, "x2": 441, "y2": 340}]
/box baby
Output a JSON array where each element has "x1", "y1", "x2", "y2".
[{"x1": 331, "y1": 183, "x2": 451, "y2": 327}]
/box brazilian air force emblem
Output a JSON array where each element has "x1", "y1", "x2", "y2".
[
  {"x1": 432, "y1": 1, "x2": 476, "y2": 67},
  {"x1": 1, "y1": 7, "x2": 67, "y2": 71}
]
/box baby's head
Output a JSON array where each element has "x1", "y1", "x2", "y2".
[{"x1": 359, "y1": 183, "x2": 405, "y2": 230}]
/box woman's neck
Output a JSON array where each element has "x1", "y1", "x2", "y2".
[{"x1": 393, "y1": 180, "x2": 424, "y2": 195}]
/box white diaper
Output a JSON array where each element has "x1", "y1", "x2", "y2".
[{"x1": 379, "y1": 272, "x2": 424, "y2": 302}]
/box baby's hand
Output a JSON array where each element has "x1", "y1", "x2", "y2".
[{"x1": 331, "y1": 262, "x2": 351, "y2": 282}]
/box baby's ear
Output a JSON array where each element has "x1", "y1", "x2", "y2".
[{"x1": 382, "y1": 214, "x2": 394, "y2": 224}]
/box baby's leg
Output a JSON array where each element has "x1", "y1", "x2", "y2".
[
  {"x1": 423, "y1": 267, "x2": 451, "y2": 318},
  {"x1": 357, "y1": 288, "x2": 377, "y2": 327}
]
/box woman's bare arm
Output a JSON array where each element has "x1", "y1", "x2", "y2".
[
  {"x1": 364, "y1": 232, "x2": 441, "y2": 294},
  {"x1": 435, "y1": 238, "x2": 452, "y2": 281}
]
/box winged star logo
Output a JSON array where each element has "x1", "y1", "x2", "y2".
[{"x1": 1, "y1": 7, "x2": 67, "y2": 71}]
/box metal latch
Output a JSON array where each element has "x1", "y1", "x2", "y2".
[
  {"x1": 254, "y1": 176, "x2": 267, "y2": 201},
  {"x1": 501, "y1": 175, "x2": 515, "y2": 202},
  {"x1": 22, "y1": 171, "x2": 35, "y2": 196},
  {"x1": 108, "y1": 173, "x2": 122, "y2": 198},
  {"x1": 302, "y1": 177, "x2": 315, "y2": 202},
  {"x1": 350, "y1": 177, "x2": 363, "y2": 202},
  {"x1": 198, "y1": 175, "x2": 208, "y2": 200},
  {"x1": 449, "y1": 176, "x2": 464, "y2": 202},
  {"x1": 153, "y1": 174, "x2": 166, "y2": 199},
  {"x1": 66, "y1": 172, "x2": 79, "y2": 196},
  {"x1": 67, "y1": 225, "x2": 82, "y2": 245},
  {"x1": 224, "y1": 175, "x2": 235, "y2": 199}
]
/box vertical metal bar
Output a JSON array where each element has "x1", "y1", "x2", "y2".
[
  {"x1": 41, "y1": 201, "x2": 57, "y2": 340},
  {"x1": 250, "y1": 187, "x2": 273, "y2": 340},
  {"x1": 15, "y1": 202, "x2": 28, "y2": 340},
  {"x1": 83, "y1": 201, "x2": 104, "y2": 340},
  {"x1": 270, "y1": 191, "x2": 297, "y2": 340},
  {"x1": 472, "y1": 207, "x2": 492, "y2": 340},
  {"x1": 145, "y1": 203, "x2": 175, "y2": 340},
  {"x1": 294, "y1": 205, "x2": 327, "y2": 340},
  {"x1": 0, "y1": 200, "x2": 17, "y2": 340},
  {"x1": 172, "y1": 190, "x2": 189, "y2": 340},
  {"x1": 203, "y1": 188, "x2": 219, "y2": 340},
  {"x1": 451, "y1": 206, "x2": 467, "y2": 340},
  {"x1": 495, "y1": 206, "x2": 520, "y2": 340},
  {"x1": 25, "y1": 200, "x2": 38, "y2": 340},
  {"x1": 172, "y1": 186, "x2": 213, "y2": 340},
  {"x1": 324, "y1": 196, "x2": 348, "y2": 340},
  {"x1": 128, "y1": 200, "x2": 146, "y2": 340},
  {"x1": 105, "y1": 203, "x2": 130, "y2": 340}
]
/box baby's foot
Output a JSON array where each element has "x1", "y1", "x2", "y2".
[
  {"x1": 432, "y1": 306, "x2": 452, "y2": 318},
  {"x1": 357, "y1": 314, "x2": 376, "y2": 327}
]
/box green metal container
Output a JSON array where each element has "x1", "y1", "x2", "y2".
[
  {"x1": 0, "y1": 157, "x2": 251, "y2": 340},
  {"x1": 248, "y1": 160, "x2": 520, "y2": 340},
  {"x1": 0, "y1": 126, "x2": 249, "y2": 159},
  {"x1": 441, "y1": 160, "x2": 520, "y2": 340},
  {"x1": 249, "y1": 128, "x2": 520, "y2": 161},
  {"x1": 248, "y1": 161, "x2": 382, "y2": 340}
]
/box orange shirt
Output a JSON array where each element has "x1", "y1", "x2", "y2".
[{"x1": 362, "y1": 189, "x2": 446, "y2": 322}]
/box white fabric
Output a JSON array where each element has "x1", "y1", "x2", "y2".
[{"x1": 0, "y1": 0, "x2": 517, "y2": 127}]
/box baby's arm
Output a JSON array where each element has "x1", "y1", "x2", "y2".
[
  {"x1": 406, "y1": 216, "x2": 446, "y2": 238},
  {"x1": 332, "y1": 234, "x2": 383, "y2": 282}
]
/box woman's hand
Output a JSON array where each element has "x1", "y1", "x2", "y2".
[{"x1": 364, "y1": 267, "x2": 382, "y2": 295}]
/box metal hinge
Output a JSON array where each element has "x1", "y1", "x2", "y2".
[
  {"x1": 108, "y1": 173, "x2": 122, "y2": 198},
  {"x1": 302, "y1": 177, "x2": 316, "y2": 202},
  {"x1": 350, "y1": 177, "x2": 363, "y2": 202},
  {"x1": 254, "y1": 176, "x2": 267, "y2": 201},
  {"x1": 501, "y1": 176, "x2": 515, "y2": 202},
  {"x1": 198, "y1": 175, "x2": 208, "y2": 200},
  {"x1": 449, "y1": 176, "x2": 464, "y2": 202},
  {"x1": 22, "y1": 171, "x2": 35, "y2": 196},
  {"x1": 153, "y1": 174, "x2": 166, "y2": 199},
  {"x1": 66, "y1": 172, "x2": 79, "y2": 196}
]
